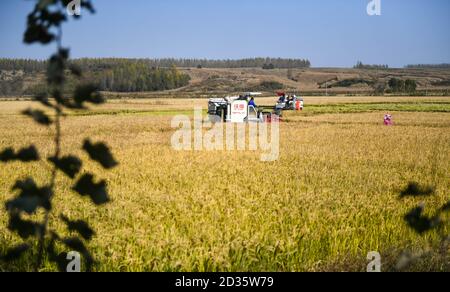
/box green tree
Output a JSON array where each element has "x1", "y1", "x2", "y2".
[
  {"x1": 405, "y1": 79, "x2": 417, "y2": 93},
  {"x1": 389, "y1": 78, "x2": 405, "y2": 93}
]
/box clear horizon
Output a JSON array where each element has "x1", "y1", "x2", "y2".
[{"x1": 0, "y1": 0, "x2": 449, "y2": 68}]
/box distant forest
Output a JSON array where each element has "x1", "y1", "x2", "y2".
[
  {"x1": 354, "y1": 61, "x2": 389, "y2": 70},
  {"x1": 0, "y1": 60, "x2": 192, "y2": 94},
  {"x1": 405, "y1": 64, "x2": 450, "y2": 69},
  {"x1": 96, "y1": 64, "x2": 191, "y2": 92},
  {"x1": 0, "y1": 58, "x2": 311, "y2": 95},
  {"x1": 0, "y1": 59, "x2": 47, "y2": 72},
  {"x1": 0, "y1": 57, "x2": 311, "y2": 73}
]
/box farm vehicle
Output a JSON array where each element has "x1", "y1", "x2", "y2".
[{"x1": 207, "y1": 92, "x2": 303, "y2": 123}]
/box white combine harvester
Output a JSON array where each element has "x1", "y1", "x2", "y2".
[{"x1": 208, "y1": 92, "x2": 279, "y2": 123}]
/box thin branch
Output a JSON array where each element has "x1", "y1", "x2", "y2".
[{"x1": 35, "y1": 21, "x2": 64, "y2": 271}]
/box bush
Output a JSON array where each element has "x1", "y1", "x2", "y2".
[
  {"x1": 330, "y1": 78, "x2": 374, "y2": 88},
  {"x1": 373, "y1": 82, "x2": 386, "y2": 95},
  {"x1": 405, "y1": 79, "x2": 417, "y2": 93},
  {"x1": 262, "y1": 63, "x2": 275, "y2": 70},
  {"x1": 257, "y1": 81, "x2": 284, "y2": 91},
  {"x1": 389, "y1": 78, "x2": 417, "y2": 93}
]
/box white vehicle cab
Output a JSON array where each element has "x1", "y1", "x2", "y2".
[{"x1": 208, "y1": 92, "x2": 265, "y2": 123}]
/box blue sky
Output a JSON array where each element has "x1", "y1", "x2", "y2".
[{"x1": 0, "y1": 0, "x2": 449, "y2": 67}]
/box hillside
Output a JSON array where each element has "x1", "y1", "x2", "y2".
[
  {"x1": 1, "y1": 67, "x2": 450, "y2": 98},
  {"x1": 176, "y1": 67, "x2": 450, "y2": 96}
]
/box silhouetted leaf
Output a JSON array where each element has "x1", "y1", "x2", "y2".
[
  {"x1": 52, "y1": 88, "x2": 64, "y2": 103},
  {"x1": 0, "y1": 244, "x2": 30, "y2": 262},
  {"x1": 46, "y1": 231, "x2": 69, "y2": 272},
  {"x1": 22, "y1": 108, "x2": 52, "y2": 126},
  {"x1": 48, "y1": 155, "x2": 82, "y2": 179},
  {"x1": 63, "y1": 237, "x2": 88, "y2": 254},
  {"x1": 0, "y1": 148, "x2": 15, "y2": 162},
  {"x1": 58, "y1": 48, "x2": 70, "y2": 60},
  {"x1": 10, "y1": 178, "x2": 52, "y2": 212},
  {"x1": 24, "y1": 23, "x2": 54, "y2": 44},
  {"x1": 55, "y1": 252, "x2": 70, "y2": 272},
  {"x1": 441, "y1": 201, "x2": 450, "y2": 212},
  {"x1": 34, "y1": 93, "x2": 54, "y2": 109},
  {"x1": 12, "y1": 178, "x2": 38, "y2": 195},
  {"x1": 47, "y1": 50, "x2": 68, "y2": 86},
  {"x1": 73, "y1": 174, "x2": 109, "y2": 205},
  {"x1": 404, "y1": 205, "x2": 440, "y2": 234},
  {"x1": 60, "y1": 0, "x2": 72, "y2": 7},
  {"x1": 69, "y1": 64, "x2": 82, "y2": 77},
  {"x1": 400, "y1": 182, "x2": 435, "y2": 198},
  {"x1": 43, "y1": 10, "x2": 66, "y2": 26},
  {"x1": 7, "y1": 214, "x2": 41, "y2": 239},
  {"x1": 74, "y1": 84, "x2": 104, "y2": 106},
  {"x1": 47, "y1": 247, "x2": 68, "y2": 272},
  {"x1": 36, "y1": 0, "x2": 55, "y2": 11},
  {"x1": 0, "y1": 146, "x2": 39, "y2": 163},
  {"x1": 62, "y1": 237, "x2": 94, "y2": 271},
  {"x1": 16, "y1": 145, "x2": 40, "y2": 162},
  {"x1": 6, "y1": 196, "x2": 42, "y2": 215},
  {"x1": 60, "y1": 99, "x2": 85, "y2": 109},
  {"x1": 51, "y1": 89, "x2": 80, "y2": 109},
  {"x1": 83, "y1": 139, "x2": 118, "y2": 169},
  {"x1": 81, "y1": 0, "x2": 96, "y2": 14},
  {"x1": 61, "y1": 215, "x2": 95, "y2": 241}
]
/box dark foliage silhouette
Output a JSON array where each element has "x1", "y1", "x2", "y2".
[
  {"x1": 398, "y1": 182, "x2": 449, "y2": 270},
  {"x1": 0, "y1": 0, "x2": 117, "y2": 272}
]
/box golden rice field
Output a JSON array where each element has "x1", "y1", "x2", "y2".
[{"x1": 0, "y1": 96, "x2": 449, "y2": 271}]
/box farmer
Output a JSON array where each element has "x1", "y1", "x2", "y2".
[
  {"x1": 296, "y1": 98, "x2": 304, "y2": 111},
  {"x1": 248, "y1": 97, "x2": 257, "y2": 108},
  {"x1": 384, "y1": 114, "x2": 393, "y2": 126}
]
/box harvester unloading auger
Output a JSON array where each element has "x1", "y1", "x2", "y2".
[{"x1": 207, "y1": 92, "x2": 304, "y2": 123}]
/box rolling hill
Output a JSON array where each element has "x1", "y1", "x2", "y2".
[{"x1": 1, "y1": 66, "x2": 450, "y2": 98}]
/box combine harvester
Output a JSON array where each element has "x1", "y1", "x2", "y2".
[
  {"x1": 208, "y1": 92, "x2": 277, "y2": 123},
  {"x1": 207, "y1": 92, "x2": 304, "y2": 123},
  {"x1": 275, "y1": 91, "x2": 304, "y2": 113}
]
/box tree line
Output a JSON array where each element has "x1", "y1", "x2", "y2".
[
  {"x1": 1, "y1": 62, "x2": 191, "y2": 95},
  {"x1": 0, "y1": 59, "x2": 47, "y2": 73},
  {"x1": 405, "y1": 64, "x2": 450, "y2": 69},
  {"x1": 0, "y1": 57, "x2": 311, "y2": 73},
  {"x1": 95, "y1": 63, "x2": 190, "y2": 92},
  {"x1": 71, "y1": 57, "x2": 312, "y2": 69},
  {"x1": 354, "y1": 61, "x2": 389, "y2": 69}
]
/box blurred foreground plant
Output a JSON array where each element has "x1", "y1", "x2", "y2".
[
  {"x1": 0, "y1": 0, "x2": 117, "y2": 272},
  {"x1": 397, "y1": 182, "x2": 449, "y2": 271}
]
